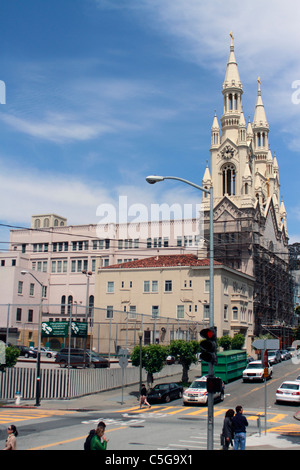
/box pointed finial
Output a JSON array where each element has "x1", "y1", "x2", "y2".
[
  {"x1": 229, "y1": 31, "x2": 234, "y2": 47},
  {"x1": 257, "y1": 76, "x2": 261, "y2": 93}
]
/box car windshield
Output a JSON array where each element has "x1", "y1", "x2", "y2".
[
  {"x1": 268, "y1": 352, "x2": 276, "y2": 356},
  {"x1": 153, "y1": 384, "x2": 169, "y2": 391},
  {"x1": 247, "y1": 363, "x2": 261, "y2": 369},
  {"x1": 280, "y1": 383, "x2": 299, "y2": 391},
  {"x1": 189, "y1": 381, "x2": 206, "y2": 389}
]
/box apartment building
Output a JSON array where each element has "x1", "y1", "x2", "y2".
[
  {"x1": 94, "y1": 253, "x2": 255, "y2": 354},
  {"x1": 0, "y1": 213, "x2": 201, "y2": 344}
]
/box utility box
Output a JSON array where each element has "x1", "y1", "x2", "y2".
[{"x1": 201, "y1": 350, "x2": 247, "y2": 383}]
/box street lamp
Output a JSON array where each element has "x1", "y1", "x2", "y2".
[
  {"x1": 82, "y1": 270, "x2": 93, "y2": 366},
  {"x1": 146, "y1": 174, "x2": 215, "y2": 450},
  {"x1": 21, "y1": 270, "x2": 44, "y2": 406},
  {"x1": 138, "y1": 329, "x2": 143, "y2": 398}
]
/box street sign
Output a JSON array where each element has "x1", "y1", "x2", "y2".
[
  {"x1": 0, "y1": 340, "x2": 5, "y2": 365},
  {"x1": 41, "y1": 321, "x2": 88, "y2": 338},
  {"x1": 118, "y1": 348, "x2": 128, "y2": 369},
  {"x1": 252, "y1": 339, "x2": 280, "y2": 350}
]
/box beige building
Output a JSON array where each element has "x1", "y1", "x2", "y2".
[{"x1": 94, "y1": 253, "x2": 255, "y2": 354}]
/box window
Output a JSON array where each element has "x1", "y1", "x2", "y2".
[
  {"x1": 61, "y1": 295, "x2": 66, "y2": 314},
  {"x1": 224, "y1": 305, "x2": 228, "y2": 320},
  {"x1": 177, "y1": 305, "x2": 184, "y2": 319},
  {"x1": 144, "y1": 281, "x2": 150, "y2": 292},
  {"x1": 152, "y1": 280, "x2": 158, "y2": 292},
  {"x1": 232, "y1": 306, "x2": 238, "y2": 320},
  {"x1": 203, "y1": 304, "x2": 210, "y2": 320},
  {"x1": 222, "y1": 164, "x2": 236, "y2": 195},
  {"x1": 165, "y1": 280, "x2": 172, "y2": 292},
  {"x1": 106, "y1": 306, "x2": 113, "y2": 319},
  {"x1": 29, "y1": 283, "x2": 34, "y2": 296},
  {"x1": 129, "y1": 305, "x2": 136, "y2": 319},
  {"x1": 107, "y1": 281, "x2": 114, "y2": 293},
  {"x1": 152, "y1": 306, "x2": 159, "y2": 318},
  {"x1": 16, "y1": 308, "x2": 22, "y2": 322},
  {"x1": 204, "y1": 280, "x2": 210, "y2": 293},
  {"x1": 18, "y1": 281, "x2": 23, "y2": 295},
  {"x1": 28, "y1": 309, "x2": 33, "y2": 322}
]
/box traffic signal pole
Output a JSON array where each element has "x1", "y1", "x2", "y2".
[{"x1": 207, "y1": 362, "x2": 214, "y2": 450}]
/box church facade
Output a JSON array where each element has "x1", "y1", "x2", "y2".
[{"x1": 201, "y1": 34, "x2": 293, "y2": 337}]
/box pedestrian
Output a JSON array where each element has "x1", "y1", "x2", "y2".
[
  {"x1": 2, "y1": 425, "x2": 18, "y2": 450},
  {"x1": 139, "y1": 383, "x2": 151, "y2": 408},
  {"x1": 90, "y1": 421, "x2": 109, "y2": 450},
  {"x1": 221, "y1": 409, "x2": 234, "y2": 450},
  {"x1": 232, "y1": 405, "x2": 248, "y2": 450}
]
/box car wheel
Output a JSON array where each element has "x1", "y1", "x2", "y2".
[
  {"x1": 178, "y1": 391, "x2": 183, "y2": 398},
  {"x1": 46, "y1": 353, "x2": 52, "y2": 358},
  {"x1": 25, "y1": 353, "x2": 29, "y2": 358},
  {"x1": 59, "y1": 361, "x2": 67, "y2": 368},
  {"x1": 165, "y1": 395, "x2": 171, "y2": 403},
  {"x1": 220, "y1": 391, "x2": 224, "y2": 402}
]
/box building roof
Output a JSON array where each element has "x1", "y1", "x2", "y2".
[{"x1": 103, "y1": 254, "x2": 222, "y2": 270}]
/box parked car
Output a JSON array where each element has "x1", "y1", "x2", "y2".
[
  {"x1": 276, "y1": 381, "x2": 300, "y2": 404},
  {"x1": 280, "y1": 350, "x2": 291, "y2": 361},
  {"x1": 267, "y1": 350, "x2": 281, "y2": 364},
  {"x1": 183, "y1": 376, "x2": 224, "y2": 405},
  {"x1": 32, "y1": 347, "x2": 57, "y2": 358},
  {"x1": 166, "y1": 355, "x2": 176, "y2": 365},
  {"x1": 242, "y1": 361, "x2": 273, "y2": 382},
  {"x1": 15, "y1": 346, "x2": 33, "y2": 357},
  {"x1": 55, "y1": 348, "x2": 110, "y2": 368},
  {"x1": 147, "y1": 382, "x2": 183, "y2": 403}
]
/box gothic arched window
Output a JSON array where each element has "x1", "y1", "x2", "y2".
[{"x1": 222, "y1": 164, "x2": 236, "y2": 196}]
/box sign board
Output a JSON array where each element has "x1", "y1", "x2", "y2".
[
  {"x1": 0, "y1": 340, "x2": 6, "y2": 365},
  {"x1": 118, "y1": 348, "x2": 128, "y2": 369},
  {"x1": 252, "y1": 339, "x2": 280, "y2": 350},
  {"x1": 41, "y1": 321, "x2": 87, "y2": 338}
]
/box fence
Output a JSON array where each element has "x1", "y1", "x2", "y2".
[
  {"x1": 0, "y1": 364, "x2": 183, "y2": 400},
  {"x1": 1, "y1": 303, "x2": 207, "y2": 356}
]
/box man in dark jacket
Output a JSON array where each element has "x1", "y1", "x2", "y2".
[{"x1": 232, "y1": 405, "x2": 248, "y2": 450}]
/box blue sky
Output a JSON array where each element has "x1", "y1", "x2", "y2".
[{"x1": 0, "y1": 0, "x2": 300, "y2": 247}]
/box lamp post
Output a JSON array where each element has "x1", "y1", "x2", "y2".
[
  {"x1": 146, "y1": 175, "x2": 215, "y2": 449},
  {"x1": 21, "y1": 270, "x2": 44, "y2": 406},
  {"x1": 138, "y1": 329, "x2": 143, "y2": 398},
  {"x1": 82, "y1": 270, "x2": 93, "y2": 366}
]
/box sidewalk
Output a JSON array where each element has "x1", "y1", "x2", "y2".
[{"x1": 2, "y1": 367, "x2": 300, "y2": 450}]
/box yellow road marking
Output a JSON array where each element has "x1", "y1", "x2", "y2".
[{"x1": 28, "y1": 426, "x2": 127, "y2": 450}]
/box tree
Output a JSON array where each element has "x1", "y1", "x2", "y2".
[
  {"x1": 218, "y1": 335, "x2": 232, "y2": 351},
  {"x1": 168, "y1": 340, "x2": 200, "y2": 384},
  {"x1": 1, "y1": 346, "x2": 20, "y2": 370},
  {"x1": 231, "y1": 333, "x2": 245, "y2": 350},
  {"x1": 131, "y1": 343, "x2": 168, "y2": 387}
]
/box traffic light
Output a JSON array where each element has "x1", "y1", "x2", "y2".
[
  {"x1": 206, "y1": 377, "x2": 223, "y2": 393},
  {"x1": 200, "y1": 327, "x2": 217, "y2": 364}
]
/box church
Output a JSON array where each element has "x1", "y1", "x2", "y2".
[{"x1": 201, "y1": 33, "x2": 293, "y2": 338}]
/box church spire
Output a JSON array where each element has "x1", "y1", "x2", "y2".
[
  {"x1": 223, "y1": 32, "x2": 243, "y2": 90},
  {"x1": 221, "y1": 32, "x2": 244, "y2": 142},
  {"x1": 252, "y1": 77, "x2": 269, "y2": 152}
]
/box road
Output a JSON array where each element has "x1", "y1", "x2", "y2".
[{"x1": 1, "y1": 358, "x2": 300, "y2": 451}]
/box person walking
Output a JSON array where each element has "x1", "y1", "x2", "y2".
[
  {"x1": 2, "y1": 425, "x2": 18, "y2": 450},
  {"x1": 90, "y1": 422, "x2": 109, "y2": 450},
  {"x1": 232, "y1": 405, "x2": 248, "y2": 450},
  {"x1": 139, "y1": 383, "x2": 151, "y2": 408},
  {"x1": 221, "y1": 409, "x2": 234, "y2": 450}
]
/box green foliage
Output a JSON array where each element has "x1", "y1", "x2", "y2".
[
  {"x1": 231, "y1": 333, "x2": 245, "y2": 350},
  {"x1": 218, "y1": 335, "x2": 231, "y2": 351},
  {"x1": 168, "y1": 340, "x2": 200, "y2": 383},
  {"x1": 3, "y1": 346, "x2": 20, "y2": 369},
  {"x1": 131, "y1": 343, "x2": 168, "y2": 376}
]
